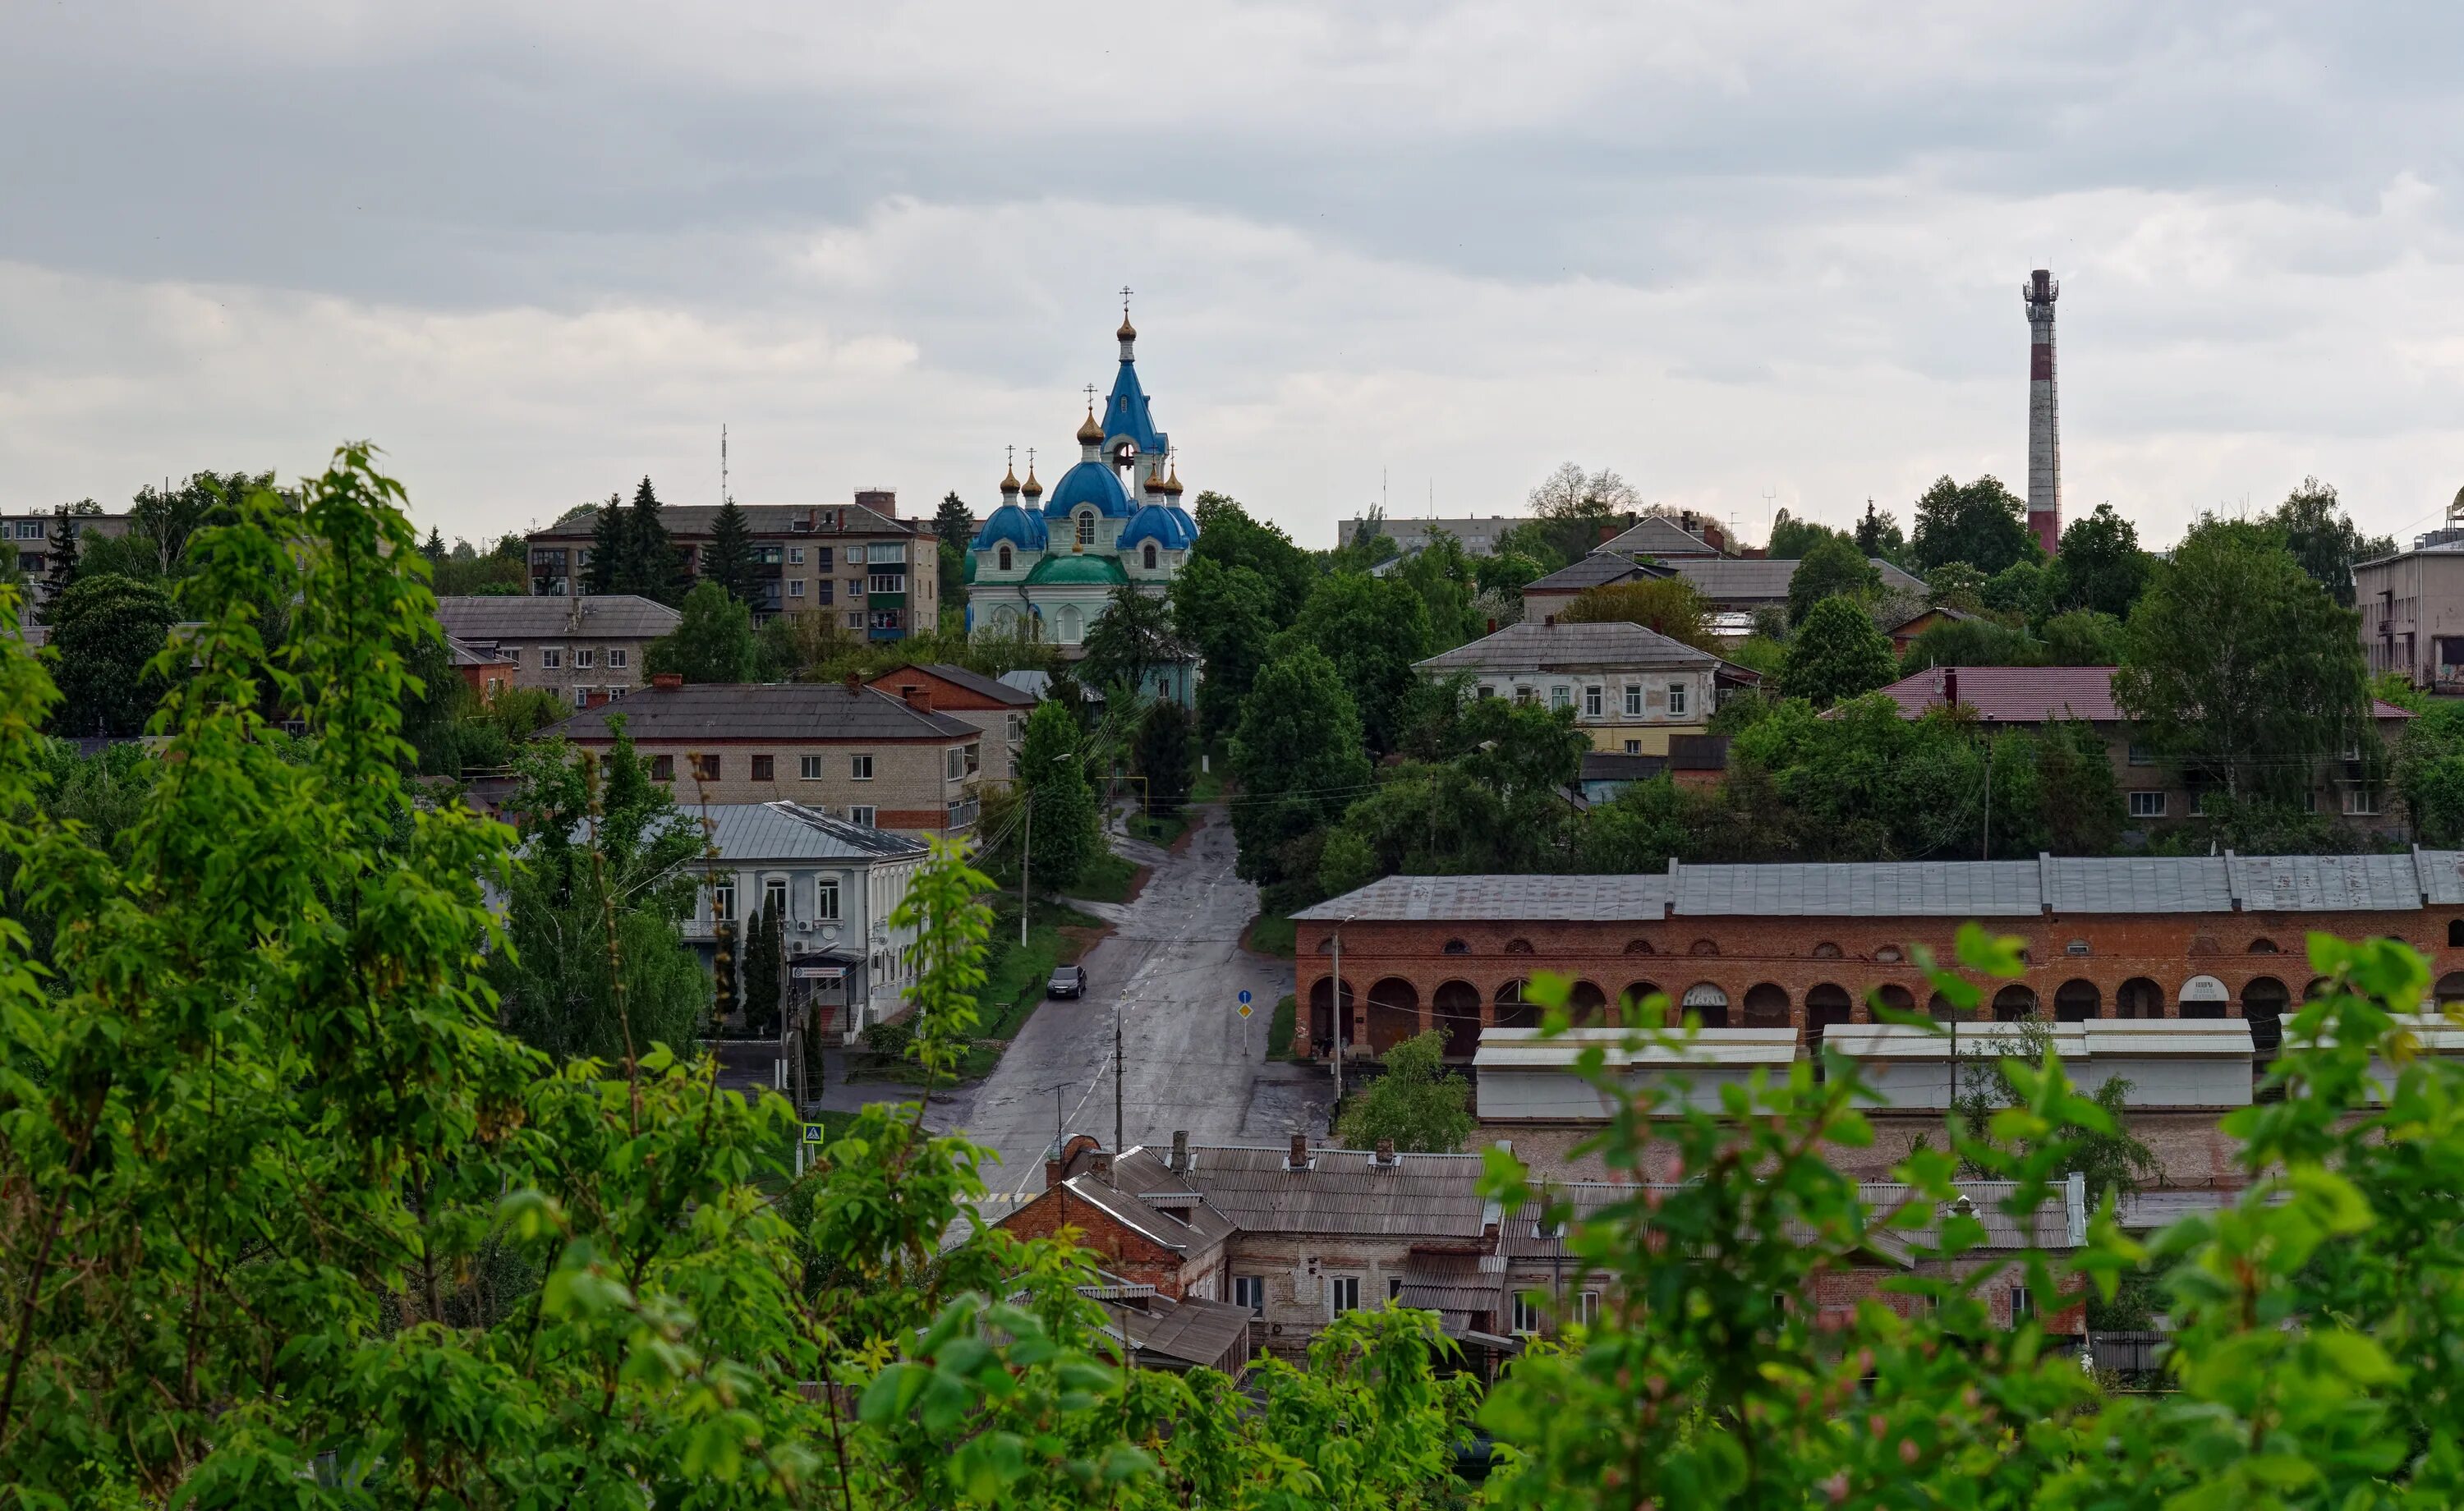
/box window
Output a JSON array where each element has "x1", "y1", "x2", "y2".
[
  {"x1": 1388, "y1": 1276, "x2": 1404, "y2": 1301},
  {"x1": 573, "y1": 648, "x2": 595, "y2": 668},
  {"x1": 997, "y1": 545, "x2": 1012, "y2": 571},
  {"x1": 948, "y1": 748, "x2": 965, "y2": 780},
  {"x1": 2126, "y1": 742, "x2": 2154, "y2": 766},
  {"x1": 1550, "y1": 686, "x2": 1571, "y2": 711},
  {"x1": 1512, "y1": 686, "x2": 1535, "y2": 706},
  {"x1": 1327, "y1": 1274, "x2": 1363, "y2": 1317},
  {"x1": 1574, "y1": 1291, "x2": 1602, "y2": 1327},
  {"x1": 17, "y1": 553, "x2": 41, "y2": 574},
  {"x1": 870, "y1": 609, "x2": 903, "y2": 632},
  {"x1": 848, "y1": 545, "x2": 868, "y2": 565},
  {"x1": 2345, "y1": 788, "x2": 2381, "y2": 816},
  {"x1": 606, "y1": 648, "x2": 627, "y2": 668},
  {"x1": 800, "y1": 755, "x2": 823, "y2": 780},
  {"x1": 1584, "y1": 685, "x2": 1603, "y2": 718},
  {"x1": 710, "y1": 880, "x2": 735, "y2": 922},
  {"x1": 2128, "y1": 790, "x2": 2167, "y2": 819},
  {"x1": 869, "y1": 572, "x2": 902, "y2": 594},
  {"x1": 851, "y1": 754, "x2": 875, "y2": 780},
  {"x1": 764, "y1": 879, "x2": 787, "y2": 917},
  {"x1": 848, "y1": 805, "x2": 876, "y2": 827},
  {"x1": 1077, "y1": 512, "x2": 1096, "y2": 547},
  {"x1": 815, "y1": 547, "x2": 833, "y2": 571},
  {"x1": 1511, "y1": 1293, "x2": 1542, "y2": 1335},
  {"x1": 690, "y1": 754, "x2": 720, "y2": 783},
  {"x1": 1232, "y1": 1275, "x2": 1265, "y2": 1316},
  {"x1": 812, "y1": 581, "x2": 832, "y2": 604},
  {"x1": 788, "y1": 546, "x2": 804, "y2": 565},
  {"x1": 814, "y1": 876, "x2": 840, "y2": 921},
  {"x1": 847, "y1": 612, "x2": 862, "y2": 628},
  {"x1": 1143, "y1": 543, "x2": 1158, "y2": 569},
  {"x1": 541, "y1": 648, "x2": 563, "y2": 669},
  {"x1": 2010, "y1": 1286, "x2": 2034, "y2": 1325},
  {"x1": 788, "y1": 580, "x2": 805, "y2": 598},
  {"x1": 1624, "y1": 684, "x2": 1643, "y2": 717},
  {"x1": 1625, "y1": 740, "x2": 1641, "y2": 754},
  {"x1": 751, "y1": 755, "x2": 775, "y2": 782},
  {"x1": 650, "y1": 754, "x2": 675, "y2": 782},
  {"x1": 1666, "y1": 682, "x2": 1689, "y2": 718}
]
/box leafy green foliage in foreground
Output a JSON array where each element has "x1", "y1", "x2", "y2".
[{"x1": 11, "y1": 448, "x2": 2464, "y2": 1507}]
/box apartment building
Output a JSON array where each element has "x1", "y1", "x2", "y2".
[
  {"x1": 433, "y1": 595, "x2": 681, "y2": 705},
  {"x1": 524, "y1": 493, "x2": 939, "y2": 639},
  {"x1": 2, "y1": 510, "x2": 136, "y2": 607},
  {"x1": 1862, "y1": 665, "x2": 2414, "y2": 829},
  {"x1": 862, "y1": 663, "x2": 1036, "y2": 783},
  {"x1": 536, "y1": 678, "x2": 983, "y2": 837},
  {"x1": 1414, "y1": 618, "x2": 1760, "y2": 756},
  {"x1": 2356, "y1": 541, "x2": 2464, "y2": 691}
]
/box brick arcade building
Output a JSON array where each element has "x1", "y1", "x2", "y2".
[{"x1": 1290, "y1": 852, "x2": 2464, "y2": 1066}]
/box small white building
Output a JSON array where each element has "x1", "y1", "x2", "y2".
[
  {"x1": 1475, "y1": 1026, "x2": 1798, "y2": 1118},
  {"x1": 1827, "y1": 1019, "x2": 2259, "y2": 1111}
]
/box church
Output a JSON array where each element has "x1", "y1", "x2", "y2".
[{"x1": 966, "y1": 304, "x2": 1198, "y2": 699}]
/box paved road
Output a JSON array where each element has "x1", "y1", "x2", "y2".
[{"x1": 950, "y1": 804, "x2": 1317, "y2": 1211}]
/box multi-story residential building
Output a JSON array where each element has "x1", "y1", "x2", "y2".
[
  {"x1": 1414, "y1": 618, "x2": 1760, "y2": 756},
  {"x1": 683, "y1": 801, "x2": 929, "y2": 1040},
  {"x1": 1862, "y1": 664, "x2": 2414, "y2": 830},
  {"x1": 536, "y1": 677, "x2": 983, "y2": 838},
  {"x1": 2356, "y1": 539, "x2": 2464, "y2": 691},
  {"x1": 524, "y1": 491, "x2": 939, "y2": 640},
  {"x1": 1522, "y1": 548, "x2": 1924, "y2": 625},
  {"x1": 862, "y1": 663, "x2": 1037, "y2": 784},
  {"x1": 1332, "y1": 515, "x2": 1529, "y2": 557},
  {"x1": 2, "y1": 509, "x2": 136, "y2": 607},
  {"x1": 433, "y1": 595, "x2": 681, "y2": 706}
]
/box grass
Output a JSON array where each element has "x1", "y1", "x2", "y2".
[
  {"x1": 1068, "y1": 848, "x2": 1146, "y2": 905},
  {"x1": 1127, "y1": 809, "x2": 1190, "y2": 847},
  {"x1": 1190, "y1": 751, "x2": 1226, "y2": 803},
  {"x1": 1266, "y1": 993, "x2": 1298, "y2": 1059},
  {"x1": 954, "y1": 894, "x2": 1108, "y2": 1079},
  {"x1": 1243, "y1": 910, "x2": 1296, "y2": 959}
]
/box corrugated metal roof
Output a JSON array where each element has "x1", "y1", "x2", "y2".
[
  {"x1": 1156, "y1": 1143, "x2": 1495, "y2": 1240},
  {"x1": 2227, "y1": 852, "x2": 2424, "y2": 912},
  {"x1": 2423, "y1": 850, "x2": 2464, "y2": 905},
  {"x1": 1520, "y1": 556, "x2": 1647, "y2": 595},
  {"x1": 697, "y1": 801, "x2": 928, "y2": 861},
  {"x1": 2042, "y1": 855, "x2": 2233, "y2": 914},
  {"x1": 1662, "y1": 557, "x2": 1927, "y2": 604},
  {"x1": 434, "y1": 594, "x2": 682, "y2": 641},
  {"x1": 539, "y1": 682, "x2": 979, "y2": 742},
  {"x1": 1416, "y1": 618, "x2": 1721, "y2": 673},
  {"x1": 1675, "y1": 861, "x2": 2043, "y2": 917},
  {"x1": 1292, "y1": 874, "x2": 1673, "y2": 924}
]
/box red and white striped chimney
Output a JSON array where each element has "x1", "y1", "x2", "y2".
[{"x1": 2024, "y1": 269, "x2": 2061, "y2": 557}]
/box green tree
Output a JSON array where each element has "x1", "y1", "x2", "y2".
[
  {"x1": 1515, "y1": 461, "x2": 1643, "y2": 566},
  {"x1": 127, "y1": 468, "x2": 272, "y2": 576},
  {"x1": 2039, "y1": 501, "x2": 2149, "y2": 619},
  {"x1": 2115, "y1": 516, "x2": 2368, "y2": 804},
  {"x1": 1289, "y1": 570, "x2": 1433, "y2": 756},
  {"x1": 1169, "y1": 554, "x2": 1279, "y2": 738},
  {"x1": 1079, "y1": 582, "x2": 1188, "y2": 698},
  {"x1": 1576, "y1": 774, "x2": 1698, "y2": 872},
  {"x1": 1896, "y1": 617, "x2": 2048, "y2": 678},
  {"x1": 1981, "y1": 558, "x2": 2044, "y2": 618},
  {"x1": 933, "y1": 489, "x2": 973, "y2": 556},
  {"x1": 1561, "y1": 575, "x2": 1718, "y2": 651},
  {"x1": 433, "y1": 531, "x2": 531, "y2": 596},
  {"x1": 1335, "y1": 1030, "x2": 1474, "y2": 1151},
  {"x1": 44, "y1": 573, "x2": 177, "y2": 737},
  {"x1": 2037, "y1": 714, "x2": 2124, "y2": 853},
  {"x1": 1854, "y1": 498, "x2": 1907, "y2": 563},
  {"x1": 420, "y1": 525, "x2": 447, "y2": 562},
  {"x1": 1786, "y1": 533, "x2": 1882, "y2": 625},
  {"x1": 1766, "y1": 507, "x2": 1847, "y2": 559},
  {"x1": 1018, "y1": 697, "x2": 1101, "y2": 889},
  {"x1": 584, "y1": 491, "x2": 626, "y2": 595},
  {"x1": 1132, "y1": 698, "x2": 1193, "y2": 816},
  {"x1": 1925, "y1": 559, "x2": 1988, "y2": 613},
  {"x1": 701, "y1": 493, "x2": 758, "y2": 604},
  {"x1": 1187, "y1": 489, "x2": 1312, "y2": 620},
  {"x1": 619, "y1": 475, "x2": 687, "y2": 603},
  {"x1": 41, "y1": 510, "x2": 80, "y2": 600},
  {"x1": 1230, "y1": 643, "x2": 1372, "y2": 885},
  {"x1": 742, "y1": 898, "x2": 784, "y2": 1037},
  {"x1": 2269, "y1": 475, "x2": 2391, "y2": 608},
  {"x1": 1390, "y1": 529, "x2": 1486, "y2": 650},
  {"x1": 1474, "y1": 548, "x2": 1546, "y2": 599},
  {"x1": 1910, "y1": 473, "x2": 2040, "y2": 574},
  {"x1": 644, "y1": 578, "x2": 761, "y2": 683},
  {"x1": 1778, "y1": 595, "x2": 1897, "y2": 709},
  {"x1": 2040, "y1": 608, "x2": 2126, "y2": 666}
]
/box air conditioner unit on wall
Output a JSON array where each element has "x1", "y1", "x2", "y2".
[{"x1": 797, "y1": 921, "x2": 815, "y2": 932}]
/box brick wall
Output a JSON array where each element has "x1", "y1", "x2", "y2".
[
  {"x1": 569, "y1": 735, "x2": 978, "y2": 834},
  {"x1": 1000, "y1": 1185, "x2": 1214, "y2": 1298}
]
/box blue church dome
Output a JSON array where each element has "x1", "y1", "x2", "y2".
[
  {"x1": 1119, "y1": 502, "x2": 1198, "y2": 552},
  {"x1": 1044, "y1": 458, "x2": 1133, "y2": 519},
  {"x1": 972, "y1": 501, "x2": 1049, "y2": 552}
]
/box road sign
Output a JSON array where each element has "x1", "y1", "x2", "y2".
[
  {"x1": 1237, "y1": 1003, "x2": 1253, "y2": 1019},
  {"x1": 1238, "y1": 990, "x2": 1253, "y2": 1005},
  {"x1": 802, "y1": 1123, "x2": 829, "y2": 1144}
]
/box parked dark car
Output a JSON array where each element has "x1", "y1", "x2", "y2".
[{"x1": 1047, "y1": 964, "x2": 1087, "y2": 999}]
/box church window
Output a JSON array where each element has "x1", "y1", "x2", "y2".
[
  {"x1": 1077, "y1": 512, "x2": 1096, "y2": 547},
  {"x1": 997, "y1": 545, "x2": 1012, "y2": 572},
  {"x1": 1143, "y1": 543, "x2": 1158, "y2": 570},
  {"x1": 1059, "y1": 605, "x2": 1084, "y2": 644}
]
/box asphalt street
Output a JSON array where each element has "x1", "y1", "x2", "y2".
[{"x1": 949, "y1": 804, "x2": 1318, "y2": 1216}]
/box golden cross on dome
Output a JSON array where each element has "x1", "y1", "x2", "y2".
[
  {"x1": 1005, "y1": 443, "x2": 1014, "y2": 469},
  {"x1": 1026, "y1": 447, "x2": 1036, "y2": 470},
  {"x1": 1083, "y1": 383, "x2": 1098, "y2": 409},
  {"x1": 1119, "y1": 284, "x2": 1133, "y2": 314}
]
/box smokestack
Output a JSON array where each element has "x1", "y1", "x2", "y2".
[
  {"x1": 2025, "y1": 269, "x2": 2061, "y2": 557},
  {"x1": 1169, "y1": 1130, "x2": 1188, "y2": 1174}
]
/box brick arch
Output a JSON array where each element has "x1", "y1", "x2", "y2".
[
  {"x1": 1993, "y1": 984, "x2": 2039, "y2": 1021},
  {"x1": 1495, "y1": 977, "x2": 1538, "y2": 1030},
  {"x1": 1308, "y1": 976, "x2": 1357, "y2": 1054},
  {"x1": 1811, "y1": 941, "x2": 1844, "y2": 959},
  {"x1": 1569, "y1": 979, "x2": 1611, "y2": 1026},
  {"x1": 1432, "y1": 981, "x2": 1483, "y2": 1055},
  {"x1": 1874, "y1": 983, "x2": 1916, "y2": 1019},
  {"x1": 1680, "y1": 981, "x2": 1729, "y2": 1029},
  {"x1": 1689, "y1": 939, "x2": 1721, "y2": 956},
  {"x1": 2115, "y1": 976, "x2": 2164, "y2": 1020},
  {"x1": 1742, "y1": 982, "x2": 1790, "y2": 1028},
  {"x1": 1625, "y1": 938, "x2": 1655, "y2": 955},
  {"x1": 1504, "y1": 938, "x2": 1536, "y2": 955},
  {"x1": 1926, "y1": 990, "x2": 1961, "y2": 1022},
  {"x1": 2247, "y1": 938, "x2": 2280, "y2": 954},
  {"x1": 2437, "y1": 971, "x2": 2464, "y2": 1007},
  {"x1": 2054, "y1": 978, "x2": 2100, "y2": 1022},
  {"x1": 2242, "y1": 976, "x2": 2290, "y2": 1055},
  {"x1": 1620, "y1": 981, "x2": 1665, "y2": 1026},
  {"x1": 1366, "y1": 976, "x2": 1420, "y2": 1054},
  {"x1": 1804, "y1": 983, "x2": 1853, "y2": 1047}
]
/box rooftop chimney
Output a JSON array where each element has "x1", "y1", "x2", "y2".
[
  {"x1": 1169, "y1": 1130, "x2": 1189, "y2": 1175},
  {"x1": 853, "y1": 488, "x2": 897, "y2": 517},
  {"x1": 1486, "y1": 618, "x2": 1497, "y2": 634},
  {"x1": 901, "y1": 683, "x2": 932, "y2": 713},
  {"x1": 1373, "y1": 1138, "x2": 1397, "y2": 1168},
  {"x1": 1088, "y1": 1149, "x2": 1113, "y2": 1184},
  {"x1": 843, "y1": 671, "x2": 861, "y2": 692},
  {"x1": 1286, "y1": 1132, "x2": 1309, "y2": 1171},
  {"x1": 1542, "y1": 613, "x2": 1556, "y2": 629},
  {"x1": 650, "y1": 672, "x2": 683, "y2": 691},
  {"x1": 1045, "y1": 1150, "x2": 1066, "y2": 1189},
  {"x1": 1943, "y1": 667, "x2": 1959, "y2": 707}
]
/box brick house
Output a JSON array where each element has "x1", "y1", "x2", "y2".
[
  {"x1": 1002, "y1": 1132, "x2": 2086, "y2": 1366},
  {"x1": 536, "y1": 677, "x2": 983, "y2": 838},
  {"x1": 1416, "y1": 618, "x2": 1760, "y2": 757},
  {"x1": 862, "y1": 663, "x2": 1037, "y2": 784},
  {"x1": 1289, "y1": 852, "x2": 2464, "y2": 1068},
  {"x1": 1859, "y1": 664, "x2": 2415, "y2": 831},
  {"x1": 445, "y1": 636, "x2": 517, "y2": 704},
  {"x1": 525, "y1": 494, "x2": 939, "y2": 639},
  {"x1": 434, "y1": 594, "x2": 682, "y2": 705}
]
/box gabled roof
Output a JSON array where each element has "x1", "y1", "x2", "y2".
[
  {"x1": 1597, "y1": 516, "x2": 1723, "y2": 557},
  {"x1": 696, "y1": 801, "x2": 931, "y2": 861},
  {"x1": 537, "y1": 682, "x2": 980, "y2": 742},
  {"x1": 445, "y1": 635, "x2": 513, "y2": 668},
  {"x1": 1109, "y1": 1142, "x2": 1498, "y2": 1242},
  {"x1": 1415, "y1": 618, "x2": 1725, "y2": 674},
  {"x1": 1863, "y1": 665, "x2": 2416, "y2": 725},
  {"x1": 1520, "y1": 555, "x2": 1648, "y2": 597},
  {"x1": 868, "y1": 663, "x2": 1037, "y2": 707},
  {"x1": 1659, "y1": 556, "x2": 1927, "y2": 604},
  {"x1": 434, "y1": 594, "x2": 682, "y2": 641},
  {"x1": 1294, "y1": 874, "x2": 1675, "y2": 923}
]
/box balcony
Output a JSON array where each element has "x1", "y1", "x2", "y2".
[{"x1": 945, "y1": 798, "x2": 981, "y2": 830}]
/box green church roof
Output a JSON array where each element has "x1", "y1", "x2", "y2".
[{"x1": 1023, "y1": 553, "x2": 1129, "y2": 587}]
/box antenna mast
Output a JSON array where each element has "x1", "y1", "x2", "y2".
[{"x1": 721, "y1": 424, "x2": 730, "y2": 507}]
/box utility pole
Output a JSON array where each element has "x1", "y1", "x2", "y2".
[
  {"x1": 1331, "y1": 923, "x2": 1345, "y2": 1109},
  {"x1": 1019, "y1": 797, "x2": 1032, "y2": 947},
  {"x1": 1114, "y1": 989, "x2": 1126, "y2": 1164},
  {"x1": 1982, "y1": 738, "x2": 1993, "y2": 861}
]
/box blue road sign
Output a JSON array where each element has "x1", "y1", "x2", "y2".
[{"x1": 1238, "y1": 990, "x2": 1253, "y2": 1005}]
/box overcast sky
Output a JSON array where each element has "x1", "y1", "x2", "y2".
[{"x1": 7, "y1": 2, "x2": 2464, "y2": 553}]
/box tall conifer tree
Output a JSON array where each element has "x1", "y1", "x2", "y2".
[
  {"x1": 585, "y1": 494, "x2": 625, "y2": 596},
  {"x1": 703, "y1": 494, "x2": 756, "y2": 604},
  {"x1": 623, "y1": 476, "x2": 686, "y2": 605}
]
